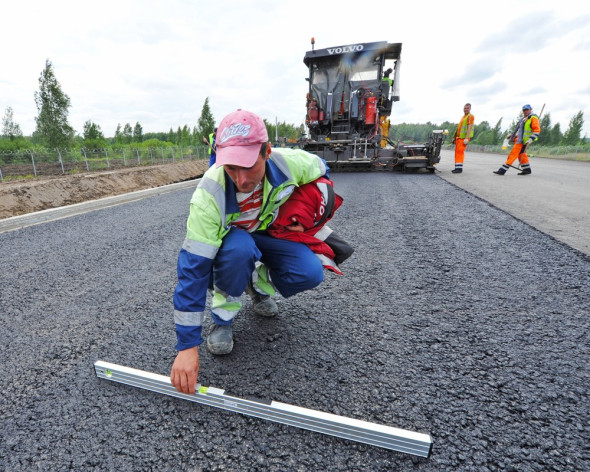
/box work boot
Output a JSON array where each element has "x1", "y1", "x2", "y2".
[
  {"x1": 493, "y1": 168, "x2": 506, "y2": 175},
  {"x1": 518, "y1": 168, "x2": 532, "y2": 175},
  {"x1": 246, "y1": 283, "x2": 278, "y2": 318},
  {"x1": 451, "y1": 168, "x2": 463, "y2": 174},
  {"x1": 206, "y1": 323, "x2": 234, "y2": 355}
]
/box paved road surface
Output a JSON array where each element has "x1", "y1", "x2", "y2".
[
  {"x1": 437, "y1": 149, "x2": 590, "y2": 255},
  {"x1": 1, "y1": 162, "x2": 588, "y2": 471},
  {"x1": 3, "y1": 151, "x2": 588, "y2": 259}
]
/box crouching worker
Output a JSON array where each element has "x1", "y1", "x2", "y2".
[{"x1": 170, "y1": 109, "x2": 340, "y2": 394}]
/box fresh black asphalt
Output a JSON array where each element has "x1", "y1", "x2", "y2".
[{"x1": 1, "y1": 172, "x2": 588, "y2": 471}]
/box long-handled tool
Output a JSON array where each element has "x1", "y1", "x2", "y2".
[
  {"x1": 202, "y1": 135, "x2": 215, "y2": 153},
  {"x1": 94, "y1": 360, "x2": 433, "y2": 458},
  {"x1": 500, "y1": 104, "x2": 545, "y2": 171}
]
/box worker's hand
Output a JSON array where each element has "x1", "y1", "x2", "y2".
[
  {"x1": 463, "y1": 138, "x2": 469, "y2": 145},
  {"x1": 170, "y1": 347, "x2": 200, "y2": 394},
  {"x1": 202, "y1": 136, "x2": 208, "y2": 144},
  {"x1": 525, "y1": 138, "x2": 535, "y2": 145},
  {"x1": 285, "y1": 217, "x2": 305, "y2": 232}
]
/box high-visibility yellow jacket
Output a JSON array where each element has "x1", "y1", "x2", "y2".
[
  {"x1": 511, "y1": 114, "x2": 541, "y2": 144},
  {"x1": 207, "y1": 132, "x2": 215, "y2": 155}
]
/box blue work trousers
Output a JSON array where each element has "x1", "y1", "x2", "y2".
[{"x1": 210, "y1": 227, "x2": 324, "y2": 325}]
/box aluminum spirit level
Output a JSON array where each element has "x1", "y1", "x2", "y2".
[{"x1": 94, "y1": 360, "x2": 432, "y2": 458}]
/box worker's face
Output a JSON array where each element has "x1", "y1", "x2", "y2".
[
  {"x1": 523, "y1": 108, "x2": 531, "y2": 117},
  {"x1": 463, "y1": 104, "x2": 471, "y2": 115},
  {"x1": 224, "y1": 144, "x2": 269, "y2": 193}
]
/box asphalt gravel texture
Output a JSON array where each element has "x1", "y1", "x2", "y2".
[{"x1": 1, "y1": 171, "x2": 588, "y2": 471}]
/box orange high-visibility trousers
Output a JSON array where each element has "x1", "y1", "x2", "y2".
[
  {"x1": 505, "y1": 143, "x2": 530, "y2": 167},
  {"x1": 454, "y1": 139, "x2": 468, "y2": 168}
]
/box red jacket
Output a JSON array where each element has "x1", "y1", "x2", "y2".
[{"x1": 268, "y1": 177, "x2": 344, "y2": 274}]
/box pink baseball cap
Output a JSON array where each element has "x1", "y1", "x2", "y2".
[{"x1": 215, "y1": 109, "x2": 269, "y2": 168}]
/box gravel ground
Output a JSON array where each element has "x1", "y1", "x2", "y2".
[{"x1": 1, "y1": 172, "x2": 588, "y2": 471}]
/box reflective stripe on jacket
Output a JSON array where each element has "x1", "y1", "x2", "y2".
[{"x1": 173, "y1": 148, "x2": 328, "y2": 350}]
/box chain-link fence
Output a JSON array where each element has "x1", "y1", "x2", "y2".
[{"x1": 0, "y1": 146, "x2": 210, "y2": 181}]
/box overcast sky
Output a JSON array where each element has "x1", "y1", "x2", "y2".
[{"x1": 2, "y1": 0, "x2": 590, "y2": 138}]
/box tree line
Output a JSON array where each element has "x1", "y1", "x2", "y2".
[
  {"x1": 1, "y1": 59, "x2": 586, "y2": 153},
  {"x1": 0, "y1": 59, "x2": 302, "y2": 153},
  {"x1": 390, "y1": 111, "x2": 586, "y2": 147}
]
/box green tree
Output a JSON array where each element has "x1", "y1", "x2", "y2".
[
  {"x1": 561, "y1": 111, "x2": 584, "y2": 145},
  {"x1": 83, "y1": 120, "x2": 104, "y2": 140},
  {"x1": 264, "y1": 120, "x2": 303, "y2": 143},
  {"x1": 34, "y1": 59, "x2": 74, "y2": 148},
  {"x1": 133, "y1": 122, "x2": 143, "y2": 143},
  {"x1": 123, "y1": 123, "x2": 133, "y2": 144},
  {"x1": 389, "y1": 123, "x2": 438, "y2": 143},
  {"x1": 2, "y1": 106, "x2": 23, "y2": 140},
  {"x1": 143, "y1": 131, "x2": 170, "y2": 142},
  {"x1": 536, "y1": 113, "x2": 552, "y2": 146},
  {"x1": 114, "y1": 123, "x2": 123, "y2": 144},
  {"x1": 197, "y1": 97, "x2": 215, "y2": 140},
  {"x1": 82, "y1": 120, "x2": 106, "y2": 148},
  {"x1": 472, "y1": 121, "x2": 492, "y2": 144},
  {"x1": 179, "y1": 125, "x2": 191, "y2": 146},
  {"x1": 549, "y1": 123, "x2": 563, "y2": 146},
  {"x1": 492, "y1": 118, "x2": 503, "y2": 145}
]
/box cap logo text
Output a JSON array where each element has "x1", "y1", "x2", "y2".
[{"x1": 219, "y1": 123, "x2": 251, "y2": 143}]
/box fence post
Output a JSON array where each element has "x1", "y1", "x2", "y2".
[
  {"x1": 0, "y1": 166, "x2": 3, "y2": 182},
  {"x1": 123, "y1": 149, "x2": 127, "y2": 166},
  {"x1": 136, "y1": 148, "x2": 140, "y2": 165},
  {"x1": 29, "y1": 150, "x2": 37, "y2": 177},
  {"x1": 150, "y1": 148, "x2": 154, "y2": 165},
  {"x1": 105, "y1": 149, "x2": 110, "y2": 169},
  {"x1": 82, "y1": 149, "x2": 89, "y2": 171},
  {"x1": 161, "y1": 148, "x2": 165, "y2": 164},
  {"x1": 171, "y1": 148, "x2": 175, "y2": 163},
  {"x1": 56, "y1": 148, "x2": 65, "y2": 174}
]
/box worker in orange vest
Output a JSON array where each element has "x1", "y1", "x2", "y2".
[
  {"x1": 451, "y1": 103, "x2": 474, "y2": 173},
  {"x1": 494, "y1": 104, "x2": 540, "y2": 175}
]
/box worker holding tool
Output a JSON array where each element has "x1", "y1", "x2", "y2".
[
  {"x1": 202, "y1": 127, "x2": 217, "y2": 167},
  {"x1": 171, "y1": 109, "x2": 336, "y2": 394},
  {"x1": 494, "y1": 104, "x2": 540, "y2": 176},
  {"x1": 451, "y1": 103, "x2": 474, "y2": 173}
]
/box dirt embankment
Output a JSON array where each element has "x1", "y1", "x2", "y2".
[{"x1": 0, "y1": 160, "x2": 209, "y2": 220}]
